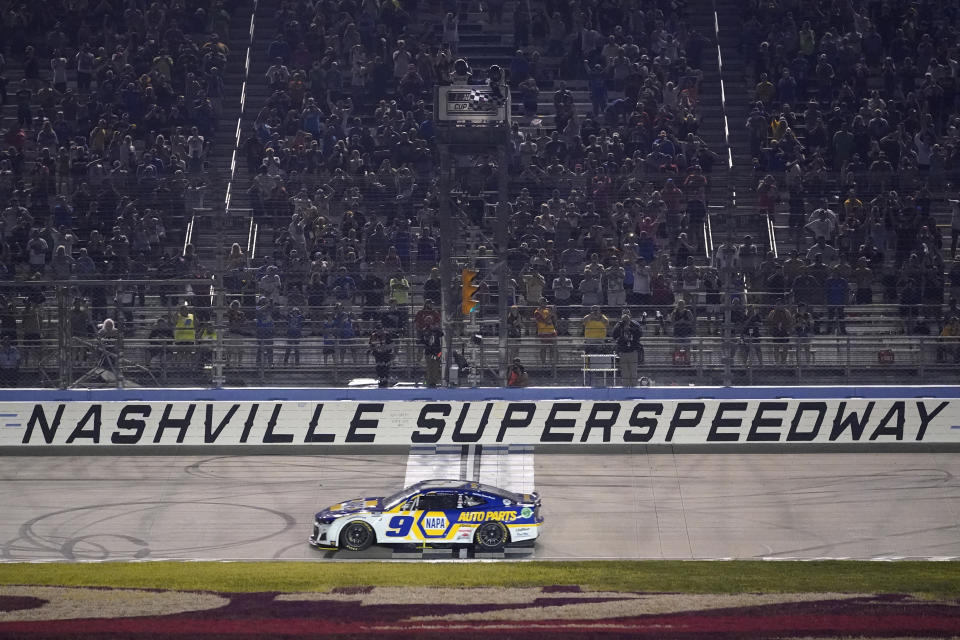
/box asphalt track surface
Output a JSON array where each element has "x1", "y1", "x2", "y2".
[{"x1": 2, "y1": 450, "x2": 959, "y2": 562}]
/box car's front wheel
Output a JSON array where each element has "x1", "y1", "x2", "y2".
[
  {"x1": 340, "y1": 521, "x2": 375, "y2": 551},
  {"x1": 474, "y1": 521, "x2": 509, "y2": 551}
]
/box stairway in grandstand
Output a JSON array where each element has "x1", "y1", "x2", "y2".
[
  {"x1": 684, "y1": 0, "x2": 729, "y2": 263},
  {"x1": 712, "y1": 0, "x2": 779, "y2": 261},
  {"x1": 712, "y1": 0, "x2": 957, "y2": 303},
  {"x1": 190, "y1": 0, "x2": 260, "y2": 267},
  {"x1": 221, "y1": 0, "x2": 293, "y2": 268},
  {"x1": 0, "y1": 3, "x2": 253, "y2": 269}
]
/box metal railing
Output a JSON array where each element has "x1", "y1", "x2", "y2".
[
  {"x1": 247, "y1": 217, "x2": 258, "y2": 262},
  {"x1": 2, "y1": 333, "x2": 956, "y2": 389},
  {"x1": 0, "y1": 269, "x2": 955, "y2": 388}
]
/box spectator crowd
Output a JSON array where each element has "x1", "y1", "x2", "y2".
[{"x1": 0, "y1": 0, "x2": 956, "y2": 386}]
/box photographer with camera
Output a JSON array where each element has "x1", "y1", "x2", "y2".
[
  {"x1": 419, "y1": 316, "x2": 443, "y2": 388},
  {"x1": 369, "y1": 323, "x2": 395, "y2": 388},
  {"x1": 611, "y1": 309, "x2": 644, "y2": 386},
  {"x1": 507, "y1": 357, "x2": 530, "y2": 387}
]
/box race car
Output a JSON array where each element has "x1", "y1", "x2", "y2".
[{"x1": 309, "y1": 479, "x2": 543, "y2": 552}]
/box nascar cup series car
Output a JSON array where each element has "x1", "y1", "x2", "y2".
[{"x1": 309, "y1": 479, "x2": 543, "y2": 552}]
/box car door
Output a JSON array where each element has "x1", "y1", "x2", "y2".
[
  {"x1": 449, "y1": 491, "x2": 491, "y2": 543},
  {"x1": 413, "y1": 492, "x2": 460, "y2": 541},
  {"x1": 379, "y1": 495, "x2": 421, "y2": 543}
]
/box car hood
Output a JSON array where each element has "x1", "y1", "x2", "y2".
[{"x1": 315, "y1": 497, "x2": 383, "y2": 519}]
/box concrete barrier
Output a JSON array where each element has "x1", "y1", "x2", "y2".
[{"x1": 1, "y1": 386, "x2": 958, "y2": 449}]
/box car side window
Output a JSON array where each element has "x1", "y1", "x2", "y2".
[
  {"x1": 461, "y1": 493, "x2": 487, "y2": 508},
  {"x1": 418, "y1": 492, "x2": 458, "y2": 511}
]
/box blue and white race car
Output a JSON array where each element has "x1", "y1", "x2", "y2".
[{"x1": 309, "y1": 479, "x2": 543, "y2": 552}]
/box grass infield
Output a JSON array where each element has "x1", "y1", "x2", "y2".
[{"x1": 0, "y1": 561, "x2": 958, "y2": 598}]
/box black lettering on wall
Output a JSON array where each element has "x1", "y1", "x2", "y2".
[
  {"x1": 707, "y1": 402, "x2": 746, "y2": 442},
  {"x1": 497, "y1": 403, "x2": 537, "y2": 442},
  {"x1": 786, "y1": 402, "x2": 827, "y2": 441},
  {"x1": 240, "y1": 404, "x2": 260, "y2": 443},
  {"x1": 204, "y1": 404, "x2": 239, "y2": 443},
  {"x1": 23, "y1": 404, "x2": 65, "y2": 444},
  {"x1": 829, "y1": 401, "x2": 875, "y2": 441},
  {"x1": 916, "y1": 401, "x2": 949, "y2": 441},
  {"x1": 869, "y1": 401, "x2": 905, "y2": 440},
  {"x1": 112, "y1": 405, "x2": 151, "y2": 444},
  {"x1": 346, "y1": 403, "x2": 382, "y2": 443},
  {"x1": 453, "y1": 403, "x2": 489, "y2": 442},
  {"x1": 624, "y1": 403, "x2": 662, "y2": 442},
  {"x1": 66, "y1": 404, "x2": 103, "y2": 443},
  {"x1": 665, "y1": 402, "x2": 705, "y2": 442},
  {"x1": 413, "y1": 404, "x2": 450, "y2": 443},
  {"x1": 153, "y1": 404, "x2": 196, "y2": 444},
  {"x1": 747, "y1": 402, "x2": 787, "y2": 442},
  {"x1": 541, "y1": 403, "x2": 580, "y2": 442},
  {"x1": 581, "y1": 403, "x2": 620, "y2": 442},
  {"x1": 263, "y1": 404, "x2": 292, "y2": 443},
  {"x1": 304, "y1": 404, "x2": 335, "y2": 443}
]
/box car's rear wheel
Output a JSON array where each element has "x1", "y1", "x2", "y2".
[
  {"x1": 474, "y1": 521, "x2": 509, "y2": 551},
  {"x1": 340, "y1": 521, "x2": 374, "y2": 551}
]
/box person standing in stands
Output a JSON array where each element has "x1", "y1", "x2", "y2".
[
  {"x1": 552, "y1": 267, "x2": 574, "y2": 308},
  {"x1": 824, "y1": 268, "x2": 850, "y2": 335},
  {"x1": 414, "y1": 301, "x2": 441, "y2": 334},
  {"x1": 794, "y1": 303, "x2": 814, "y2": 364},
  {"x1": 174, "y1": 303, "x2": 196, "y2": 363},
  {"x1": 413, "y1": 301, "x2": 441, "y2": 362},
  {"x1": 738, "y1": 305, "x2": 764, "y2": 366},
  {"x1": 506, "y1": 357, "x2": 529, "y2": 387},
  {"x1": 389, "y1": 270, "x2": 410, "y2": 306},
  {"x1": 852, "y1": 257, "x2": 874, "y2": 304},
  {"x1": 605, "y1": 258, "x2": 626, "y2": 307},
  {"x1": 581, "y1": 305, "x2": 609, "y2": 385},
  {"x1": 0, "y1": 336, "x2": 20, "y2": 386},
  {"x1": 670, "y1": 299, "x2": 696, "y2": 346},
  {"x1": 255, "y1": 297, "x2": 276, "y2": 368},
  {"x1": 283, "y1": 306, "x2": 305, "y2": 366},
  {"x1": 419, "y1": 315, "x2": 443, "y2": 387},
  {"x1": 369, "y1": 323, "x2": 394, "y2": 388},
  {"x1": 533, "y1": 298, "x2": 558, "y2": 366},
  {"x1": 611, "y1": 309, "x2": 643, "y2": 386},
  {"x1": 765, "y1": 299, "x2": 795, "y2": 364},
  {"x1": 582, "y1": 305, "x2": 609, "y2": 350},
  {"x1": 939, "y1": 316, "x2": 960, "y2": 363}
]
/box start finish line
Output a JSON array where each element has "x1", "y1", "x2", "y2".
[{"x1": 0, "y1": 386, "x2": 957, "y2": 448}]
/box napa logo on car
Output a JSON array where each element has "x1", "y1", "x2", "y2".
[{"x1": 420, "y1": 512, "x2": 449, "y2": 536}]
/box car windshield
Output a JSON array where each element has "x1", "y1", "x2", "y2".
[{"x1": 383, "y1": 486, "x2": 419, "y2": 509}]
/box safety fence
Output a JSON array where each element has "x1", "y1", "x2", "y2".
[{"x1": 2, "y1": 332, "x2": 957, "y2": 389}]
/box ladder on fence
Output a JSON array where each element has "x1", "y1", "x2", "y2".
[{"x1": 581, "y1": 352, "x2": 618, "y2": 387}]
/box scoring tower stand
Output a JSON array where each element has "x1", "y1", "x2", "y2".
[{"x1": 434, "y1": 69, "x2": 511, "y2": 387}]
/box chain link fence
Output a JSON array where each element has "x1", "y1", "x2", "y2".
[{"x1": 0, "y1": 279, "x2": 956, "y2": 388}]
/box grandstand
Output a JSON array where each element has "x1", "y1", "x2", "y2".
[{"x1": 0, "y1": 0, "x2": 957, "y2": 388}]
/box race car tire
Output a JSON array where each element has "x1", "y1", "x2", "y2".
[
  {"x1": 340, "y1": 521, "x2": 375, "y2": 551},
  {"x1": 474, "y1": 521, "x2": 509, "y2": 551}
]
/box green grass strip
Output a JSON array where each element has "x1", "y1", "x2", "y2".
[{"x1": 0, "y1": 561, "x2": 958, "y2": 598}]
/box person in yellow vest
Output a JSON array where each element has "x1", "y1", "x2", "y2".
[
  {"x1": 533, "y1": 298, "x2": 558, "y2": 366},
  {"x1": 174, "y1": 304, "x2": 196, "y2": 362},
  {"x1": 581, "y1": 305, "x2": 609, "y2": 385}
]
